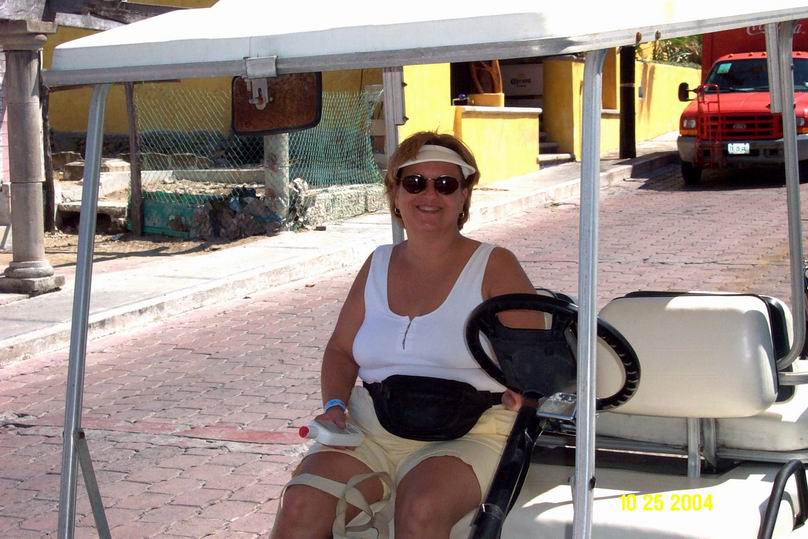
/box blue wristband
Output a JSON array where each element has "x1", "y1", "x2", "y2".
[{"x1": 324, "y1": 398, "x2": 347, "y2": 413}]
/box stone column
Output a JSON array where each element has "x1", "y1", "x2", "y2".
[
  {"x1": 0, "y1": 21, "x2": 62, "y2": 295},
  {"x1": 264, "y1": 133, "x2": 289, "y2": 220}
]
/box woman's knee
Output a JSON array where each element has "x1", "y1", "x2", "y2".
[
  {"x1": 278, "y1": 484, "x2": 323, "y2": 521},
  {"x1": 272, "y1": 451, "x2": 383, "y2": 538},
  {"x1": 395, "y1": 456, "x2": 481, "y2": 530},
  {"x1": 396, "y1": 487, "x2": 448, "y2": 526},
  {"x1": 272, "y1": 485, "x2": 333, "y2": 539}
]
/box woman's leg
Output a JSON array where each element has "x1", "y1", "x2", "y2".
[
  {"x1": 270, "y1": 451, "x2": 385, "y2": 539},
  {"x1": 394, "y1": 455, "x2": 481, "y2": 539}
]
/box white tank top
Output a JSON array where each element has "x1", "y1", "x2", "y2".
[{"x1": 353, "y1": 242, "x2": 506, "y2": 392}]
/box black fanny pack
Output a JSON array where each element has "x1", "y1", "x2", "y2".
[{"x1": 363, "y1": 375, "x2": 503, "y2": 442}]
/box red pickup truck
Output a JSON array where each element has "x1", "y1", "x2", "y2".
[{"x1": 677, "y1": 23, "x2": 808, "y2": 184}]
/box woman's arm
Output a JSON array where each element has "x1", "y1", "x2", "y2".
[
  {"x1": 482, "y1": 246, "x2": 544, "y2": 329},
  {"x1": 482, "y1": 247, "x2": 544, "y2": 410},
  {"x1": 318, "y1": 255, "x2": 371, "y2": 429}
]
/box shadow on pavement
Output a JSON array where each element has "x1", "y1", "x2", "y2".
[{"x1": 640, "y1": 166, "x2": 793, "y2": 192}]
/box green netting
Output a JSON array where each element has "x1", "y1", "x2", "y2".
[
  {"x1": 128, "y1": 83, "x2": 383, "y2": 238},
  {"x1": 290, "y1": 91, "x2": 384, "y2": 187}
]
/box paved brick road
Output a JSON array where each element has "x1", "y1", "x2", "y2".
[{"x1": 0, "y1": 166, "x2": 803, "y2": 537}]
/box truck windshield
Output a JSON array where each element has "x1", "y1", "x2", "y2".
[{"x1": 705, "y1": 58, "x2": 808, "y2": 92}]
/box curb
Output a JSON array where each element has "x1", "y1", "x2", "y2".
[
  {"x1": 0, "y1": 238, "x2": 380, "y2": 366},
  {"x1": 0, "y1": 152, "x2": 677, "y2": 365}
]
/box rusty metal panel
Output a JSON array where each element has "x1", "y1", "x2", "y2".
[{"x1": 231, "y1": 73, "x2": 322, "y2": 135}]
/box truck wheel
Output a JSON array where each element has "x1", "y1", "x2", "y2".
[{"x1": 681, "y1": 161, "x2": 702, "y2": 185}]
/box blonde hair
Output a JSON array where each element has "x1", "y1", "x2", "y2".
[{"x1": 384, "y1": 131, "x2": 480, "y2": 230}]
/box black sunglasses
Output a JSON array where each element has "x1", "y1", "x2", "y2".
[{"x1": 398, "y1": 174, "x2": 464, "y2": 195}]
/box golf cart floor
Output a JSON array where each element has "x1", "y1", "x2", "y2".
[{"x1": 450, "y1": 459, "x2": 802, "y2": 538}]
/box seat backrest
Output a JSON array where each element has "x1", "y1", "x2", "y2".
[{"x1": 597, "y1": 293, "x2": 779, "y2": 418}]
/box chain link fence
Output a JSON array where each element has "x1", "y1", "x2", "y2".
[{"x1": 128, "y1": 83, "x2": 383, "y2": 239}]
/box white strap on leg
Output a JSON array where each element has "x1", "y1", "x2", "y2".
[
  {"x1": 284, "y1": 472, "x2": 394, "y2": 539},
  {"x1": 285, "y1": 473, "x2": 367, "y2": 508},
  {"x1": 333, "y1": 472, "x2": 394, "y2": 539}
]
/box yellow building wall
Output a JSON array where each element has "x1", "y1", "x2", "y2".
[
  {"x1": 602, "y1": 49, "x2": 619, "y2": 110},
  {"x1": 542, "y1": 54, "x2": 699, "y2": 159},
  {"x1": 398, "y1": 63, "x2": 538, "y2": 185},
  {"x1": 454, "y1": 109, "x2": 539, "y2": 184},
  {"x1": 324, "y1": 70, "x2": 383, "y2": 92},
  {"x1": 635, "y1": 61, "x2": 700, "y2": 140},
  {"x1": 543, "y1": 59, "x2": 583, "y2": 156},
  {"x1": 44, "y1": 27, "x2": 128, "y2": 134},
  {"x1": 601, "y1": 112, "x2": 621, "y2": 156},
  {"x1": 399, "y1": 64, "x2": 455, "y2": 138}
]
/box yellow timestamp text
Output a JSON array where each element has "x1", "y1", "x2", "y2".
[{"x1": 620, "y1": 493, "x2": 713, "y2": 512}]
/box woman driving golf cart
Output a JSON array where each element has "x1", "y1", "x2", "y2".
[{"x1": 271, "y1": 131, "x2": 542, "y2": 539}]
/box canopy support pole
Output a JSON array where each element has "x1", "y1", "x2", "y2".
[
  {"x1": 58, "y1": 83, "x2": 111, "y2": 539},
  {"x1": 76, "y1": 431, "x2": 111, "y2": 537},
  {"x1": 383, "y1": 66, "x2": 406, "y2": 244},
  {"x1": 573, "y1": 48, "x2": 607, "y2": 539},
  {"x1": 768, "y1": 21, "x2": 807, "y2": 374},
  {"x1": 686, "y1": 418, "x2": 702, "y2": 478}
]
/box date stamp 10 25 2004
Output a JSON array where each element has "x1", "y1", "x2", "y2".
[{"x1": 620, "y1": 493, "x2": 713, "y2": 512}]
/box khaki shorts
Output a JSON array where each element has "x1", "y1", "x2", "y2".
[{"x1": 305, "y1": 385, "x2": 517, "y2": 496}]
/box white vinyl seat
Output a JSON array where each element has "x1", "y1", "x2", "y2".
[
  {"x1": 596, "y1": 293, "x2": 808, "y2": 454},
  {"x1": 597, "y1": 293, "x2": 780, "y2": 419}
]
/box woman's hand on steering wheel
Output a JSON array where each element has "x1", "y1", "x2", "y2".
[{"x1": 502, "y1": 389, "x2": 523, "y2": 411}]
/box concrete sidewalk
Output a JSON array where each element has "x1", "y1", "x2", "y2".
[{"x1": 0, "y1": 138, "x2": 678, "y2": 365}]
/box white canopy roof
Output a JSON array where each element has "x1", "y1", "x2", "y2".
[{"x1": 45, "y1": 0, "x2": 808, "y2": 86}]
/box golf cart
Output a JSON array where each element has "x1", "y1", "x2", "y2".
[{"x1": 44, "y1": 1, "x2": 808, "y2": 537}]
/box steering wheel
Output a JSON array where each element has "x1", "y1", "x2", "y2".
[{"x1": 465, "y1": 294, "x2": 640, "y2": 411}]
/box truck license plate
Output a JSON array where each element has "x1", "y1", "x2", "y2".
[{"x1": 727, "y1": 142, "x2": 750, "y2": 155}]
